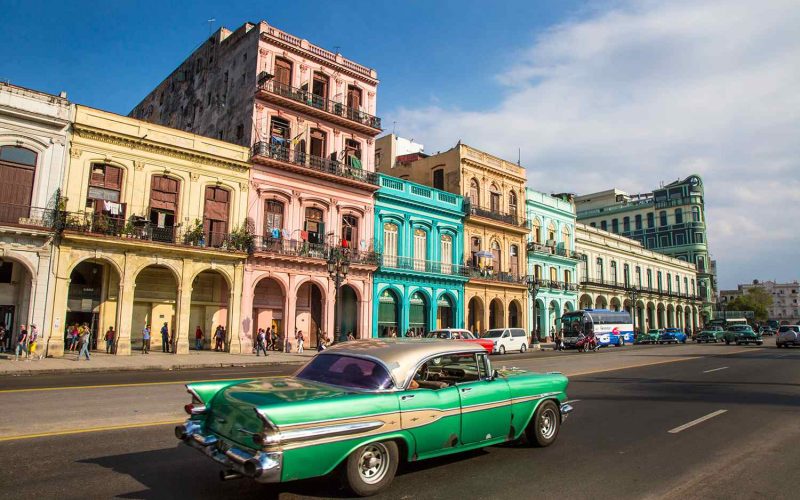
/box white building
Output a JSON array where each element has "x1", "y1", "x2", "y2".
[
  {"x1": 0, "y1": 82, "x2": 70, "y2": 352},
  {"x1": 720, "y1": 280, "x2": 800, "y2": 324},
  {"x1": 575, "y1": 223, "x2": 702, "y2": 332}
]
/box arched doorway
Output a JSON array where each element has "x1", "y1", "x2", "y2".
[
  {"x1": 535, "y1": 298, "x2": 546, "y2": 339},
  {"x1": 610, "y1": 297, "x2": 621, "y2": 312},
  {"x1": 253, "y1": 277, "x2": 285, "y2": 344},
  {"x1": 339, "y1": 285, "x2": 358, "y2": 341},
  {"x1": 579, "y1": 294, "x2": 592, "y2": 310},
  {"x1": 296, "y1": 281, "x2": 324, "y2": 348},
  {"x1": 657, "y1": 303, "x2": 666, "y2": 329},
  {"x1": 646, "y1": 301, "x2": 656, "y2": 330},
  {"x1": 489, "y1": 298, "x2": 504, "y2": 329},
  {"x1": 594, "y1": 295, "x2": 608, "y2": 309},
  {"x1": 66, "y1": 260, "x2": 116, "y2": 351},
  {"x1": 508, "y1": 300, "x2": 521, "y2": 328},
  {"x1": 548, "y1": 300, "x2": 561, "y2": 336},
  {"x1": 636, "y1": 300, "x2": 646, "y2": 333},
  {"x1": 409, "y1": 291, "x2": 428, "y2": 335},
  {"x1": 378, "y1": 288, "x2": 399, "y2": 337},
  {"x1": 467, "y1": 296, "x2": 484, "y2": 334},
  {"x1": 190, "y1": 270, "x2": 230, "y2": 351},
  {"x1": 436, "y1": 294, "x2": 454, "y2": 329},
  {"x1": 666, "y1": 304, "x2": 675, "y2": 328},
  {"x1": 133, "y1": 265, "x2": 178, "y2": 353},
  {"x1": 676, "y1": 305, "x2": 683, "y2": 329}
]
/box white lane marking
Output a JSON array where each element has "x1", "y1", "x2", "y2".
[
  {"x1": 668, "y1": 409, "x2": 728, "y2": 434},
  {"x1": 702, "y1": 366, "x2": 729, "y2": 373}
]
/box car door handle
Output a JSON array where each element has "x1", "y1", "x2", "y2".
[
  {"x1": 460, "y1": 387, "x2": 473, "y2": 393},
  {"x1": 401, "y1": 394, "x2": 415, "y2": 400}
]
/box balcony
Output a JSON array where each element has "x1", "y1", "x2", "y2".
[
  {"x1": 59, "y1": 212, "x2": 250, "y2": 253},
  {"x1": 466, "y1": 266, "x2": 526, "y2": 285},
  {"x1": 526, "y1": 241, "x2": 583, "y2": 260},
  {"x1": 537, "y1": 279, "x2": 579, "y2": 292},
  {"x1": 251, "y1": 141, "x2": 379, "y2": 190},
  {"x1": 464, "y1": 200, "x2": 529, "y2": 229},
  {"x1": 378, "y1": 255, "x2": 469, "y2": 278},
  {"x1": 0, "y1": 203, "x2": 57, "y2": 231},
  {"x1": 580, "y1": 279, "x2": 701, "y2": 301},
  {"x1": 256, "y1": 76, "x2": 381, "y2": 135},
  {"x1": 252, "y1": 236, "x2": 378, "y2": 266}
]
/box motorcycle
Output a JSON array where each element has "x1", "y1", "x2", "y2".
[{"x1": 575, "y1": 333, "x2": 599, "y2": 353}]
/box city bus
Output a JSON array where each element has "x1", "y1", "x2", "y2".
[{"x1": 561, "y1": 309, "x2": 634, "y2": 348}]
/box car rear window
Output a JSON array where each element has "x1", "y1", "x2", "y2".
[
  {"x1": 779, "y1": 326, "x2": 799, "y2": 333},
  {"x1": 296, "y1": 354, "x2": 394, "y2": 391}
]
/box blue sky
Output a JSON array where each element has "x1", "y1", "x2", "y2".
[{"x1": 3, "y1": 0, "x2": 799, "y2": 289}]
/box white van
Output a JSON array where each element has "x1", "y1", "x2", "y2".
[{"x1": 481, "y1": 327, "x2": 528, "y2": 354}]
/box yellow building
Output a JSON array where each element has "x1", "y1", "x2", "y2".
[
  {"x1": 376, "y1": 138, "x2": 530, "y2": 334},
  {"x1": 47, "y1": 106, "x2": 251, "y2": 356}
]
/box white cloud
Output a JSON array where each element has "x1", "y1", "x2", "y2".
[{"x1": 389, "y1": 0, "x2": 800, "y2": 289}]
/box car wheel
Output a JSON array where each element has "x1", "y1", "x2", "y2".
[
  {"x1": 682, "y1": 339, "x2": 687, "y2": 344},
  {"x1": 499, "y1": 345, "x2": 506, "y2": 355},
  {"x1": 344, "y1": 440, "x2": 399, "y2": 497},
  {"x1": 520, "y1": 343, "x2": 527, "y2": 353},
  {"x1": 526, "y1": 400, "x2": 560, "y2": 447}
]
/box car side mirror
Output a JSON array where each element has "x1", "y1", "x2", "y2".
[{"x1": 491, "y1": 369, "x2": 499, "y2": 380}]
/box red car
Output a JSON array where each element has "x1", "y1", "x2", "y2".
[{"x1": 425, "y1": 329, "x2": 494, "y2": 354}]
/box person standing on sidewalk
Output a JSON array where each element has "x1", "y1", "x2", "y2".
[
  {"x1": 77, "y1": 327, "x2": 91, "y2": 361},
  {"x1": 255, "y1": 329, "x2": 267, "y2": 356},
  {"x1": 0, "y1": 323, "x2": 6, "y2": 353},
  {"x1": 28, "y1": 324, "x2": 41, "y2": 360},
  {"x1": 295, "y1": 330, "x2": 304, "y2": 354},
  {"x1": 14, "y1": 325, "x2": 28, "y2": 361},
  {"x1": 160, "y1": 322, "x2": 170, "y2": 353},
  {"x1": 194, "y1": 326, "x2": 203, "y2": 350},
  {"x1": 105, "y1": 326, "x2": 115, "y2": 354},
  {"x1": 142, "y1": 325, "x2": 151, "y2": 354}
]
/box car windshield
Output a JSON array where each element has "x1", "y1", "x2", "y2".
[
  {"x1": 296, "y1": 354, "x2": 394, "y2": 391},
  {"x1": 481, "y1": 329, "x2": 504, "y2": 338}
]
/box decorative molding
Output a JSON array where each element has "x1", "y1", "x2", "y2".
[
  {"x1": 259, "y1": 47, "x2": 270, "y2": 57},
  {"x1": 134, "y1": 161, "x2": 145, "y2": 171},
  {"x1": 368, "y1": 91, "x2": 375, "y2": 98},
  {"x1": 190, "y1": 172, "x2": 200, "y2": 181},
  {"x1": 69, "y1": 147, "x2": 82, "y2": 159}
]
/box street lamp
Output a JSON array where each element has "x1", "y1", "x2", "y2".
[
  {"x1": 628, "y1": 286, "x2": 639, "y2": 335},
  {"x1": 327, "y1": 248, "x2": 351, "y2": 344},
  {"x1": 525, "y1": 275, "x2": 541, "y2": 342}
]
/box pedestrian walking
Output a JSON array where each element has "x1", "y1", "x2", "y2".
[
  {"x1": 14, "y1": 325, "x2": 28, "y2": 361},
  {"x1": 255, "y1": 329, "x2": 267, "y2": 356},
  {"x1": 77, "y1": 327, "x2": 91, "y2": 361},
  {"x1": 214, "y1": 325, "x2": 225, "y2": 351},
  {"x1": 271, "y1": 329, "x2": 279, "y2": 351},
  {"x1": 283, "y1": 332, "x2": 291, "y2": 353},
  {"x1": 142, "y1": 325, "x2": 151, "y2": 354},
  {"x1": 104, "y1": 326, "x2": 115, "y2": 354},
  {"x1": 295, "y1": 330, "x2": 304, "y2": 353},
  {"x1": 0, "y1": 323, "x2": 6, "y2": 353},
  {"x1": 161, "y1": 322, "x2": 170, "y2": 353},
  {"x1": 29, "y1": 324, "x2": 43, "y2": 360},
  {"x1": 194, "y1": 326, "x2": 204, "y2": 350}
]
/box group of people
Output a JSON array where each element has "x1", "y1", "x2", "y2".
[
  {"x1": 65, "y1": 323, "x2": 93, "y2": 361},
  {"x1": 141, "y1": 323, "x2": 227, "y2": 353},
  {"x1": 1, "y1": 323, "x2": 43, "y2": 361},
  {"x1": 194, "y1": 325, "x2": 227, "y2": 351},
  {"x1": 380, "y1": 327, "x2": 426, "y2": 338},
  {"x1": 252, "y1": 327, "x2": 282, "y2": 355}
]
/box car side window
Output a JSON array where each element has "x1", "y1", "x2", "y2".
[{"x1": 411, "y1": 353, "x2": 481, "y2": 390}]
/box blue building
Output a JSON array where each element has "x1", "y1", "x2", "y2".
[
  {"x1": 525, "y1": 189, "x2": 580, "y2": 339},
  {"x1": 372, "y1": 175, "x2": 468, "y2": 337}
]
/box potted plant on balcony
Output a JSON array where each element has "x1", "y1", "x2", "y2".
[
  {"x1": 185, "y1": 219, "x2": 205, "y2": 246},
  {"x1": 230, "y1": 223, "x2": 254, "y2": 254}
]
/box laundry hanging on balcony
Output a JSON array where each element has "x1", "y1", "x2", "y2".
[{"x1": 348, "y1": 156, "x2": 362, "y2": 169}]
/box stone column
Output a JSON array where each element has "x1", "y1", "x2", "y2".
[
  {"x1": 285, "y1": 274, "x2": 298, "y2": 347},
  {"x1": 115, "y1": 279, "x2": 134, "y2": 355},
  {"x1": 174, "y1": 263, "x2": 193, "y2": 355},
  {"x1": 46, "y1": 275, "x2": 69, "y2": 358}
]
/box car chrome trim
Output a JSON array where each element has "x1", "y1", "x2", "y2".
[
  {"x1": 560, "y1": 403, "x2": 574, "y2": 420},
  {"x1": 280, "y1": 420, "x2": 386, "y2": 443}
]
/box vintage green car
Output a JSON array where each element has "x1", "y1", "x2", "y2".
[
  {"x1": 696, "y1": 325, "x2": 725, "y2": 343},
  {"x1": 723, "y1": 325, "x2": 763, "y2": 345},
  {"x1": 635, "y1": 329, "x2": 662, "y2": 344},
  {"x1": 175, "y1": 339, "x2": 572, "y2": 496}
]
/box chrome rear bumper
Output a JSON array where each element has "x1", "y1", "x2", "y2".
[
  {"x1": 560, "y1": 403, "x2": 574, "y2": 420},
  {"x1": 176, "y1": 420, "x2": 282, "y2": 483}
]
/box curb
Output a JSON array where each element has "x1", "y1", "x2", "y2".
[{"x1": 0, "y1": 358, "x2": 308, "y2": 376}]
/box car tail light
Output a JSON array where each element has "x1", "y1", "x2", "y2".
[{"x1": 184, "y1": 403, "x2": 207, "y2": 415}]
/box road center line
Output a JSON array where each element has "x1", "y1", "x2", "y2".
[
  {"x1": 668, "y1": 409, "x2": 727, "y2": 434},
  {"x1": 0, "y1": 419, "x2": 184, "y2": 442},
  {"x1": 702, "y1": 366, "x2": 729, "y2": 373}
]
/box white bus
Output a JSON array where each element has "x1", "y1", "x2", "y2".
[{"x1": 561, "y1": 309, "x2": 634, "y2": 348}]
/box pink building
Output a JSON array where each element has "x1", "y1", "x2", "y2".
[{"x1": 131, "y1": 21, "x2": 381, "y2": 350}]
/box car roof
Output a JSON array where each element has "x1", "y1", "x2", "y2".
[{"x1": 321, "y1": 339, "x2": 484, "y2": 388}]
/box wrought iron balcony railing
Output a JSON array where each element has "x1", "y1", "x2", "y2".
[
  {"x1": 251, "y1": 141, "x2": 379, "y2": 186},
  {"x1": 535, "y1": 279, "x2": 580, "y2": 292},
  {"x1": 466, "y1": 266, "x2": 527, "y2": 284},
  {"x1": 59, "y1": 212, "x2": 249, "y2": 252},
  {"x1": 252, "y1": 236, "x2": 379, "y2": 265},
  {"x1": 464, "y1": 200, "x2": 529, "y2": 228},
  {"x1": 580, "y1": 279, "x2": 702, "y2": 301},
  {"x1": 0, "y1": 203, "x2": 58, "y2": 230},
  {"x1": 526, "y1": 241, "x2": 583, "y2": 260},
  {"x1": 377, "y1": 255, "x2": 469, "y2": 277},
  {"x1": 256, "y1": 76, "x2": 382, "y2": 131}
]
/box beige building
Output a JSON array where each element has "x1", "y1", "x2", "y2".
[
  {"x1": 48, "y1": 105, "x2": 251, "y2": 356},
  {"x1": 376, "y1": 137, "x2": 530, "y2": 335},
  {"x1": 576, "y1": 223, "x2": 702, "y2": 332},
  {"x1": 720, "y1": 280, "x2": 800, "y2": 324}
]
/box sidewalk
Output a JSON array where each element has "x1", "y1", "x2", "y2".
[{"x1": 0, "y1": 349, "x2": 314, "y2": 376}]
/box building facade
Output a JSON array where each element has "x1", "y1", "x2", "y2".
[
  {"x1": 0, "y1": 83, "x2": 70, "y2": 353},
  {"x1": 372, "y1": 175, "x2": 467, "y2": 337},
  {"x1": 131, "y1": 21, "x2": 382, "y2": 348},
  {"x1": 575, "y1": 175, "x2": 715, "y2": 322},
  {"x1": 576, "y1": 223, "x2": 702, "y2": 333},
  {"x1": 376, "y1": 139, "x2": 530, "y2": 335},
  {"x1": 720, "y1": 280, "x2": 800, "y2": 324},
  {"x1": 525, "y1": 189, "x2": 579, "y2": 339},
  {"x1": 49, "y1": 105, "x2": 251, "y2": 356}
]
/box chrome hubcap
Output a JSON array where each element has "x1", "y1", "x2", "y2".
[
  {"x1": 540, "y1": 408, "x2": 557, "y2": 440},
  {"x1": 358, "y1": 443, "x2": 389, "y2": 484}
]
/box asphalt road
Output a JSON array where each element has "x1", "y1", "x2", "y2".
[{"x1": 1, "y1": 340, "x2": 797, "y2": 499}]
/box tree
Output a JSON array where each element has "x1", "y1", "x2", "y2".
[{"x1": 726, "y1": 287, "x2": 772, "y2": 322}]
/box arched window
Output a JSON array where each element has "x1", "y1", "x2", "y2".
[
  {"x1": 342, "y1": 214, "x2": 359, "y2": 248},
  {"x1": 561, "y1": 225, "x2": 571, "y2": 253},
  {"x1": 149, "y1": 175, "x2": 180, "y2": 242},
  {"x1": 489, "y1": 184, "x2": 501, "y2": 212},
  {"x1": 533, "y1": 218, "x2": 542, "y2": 243},
  {"x1": 564, "y1": 269, "x2": 572, "y2": 284},
  {"x1": 204, "y1": 186, "x2": 230, "y2": 247},
  {"x1": 470, "y1": 236, "x2": 481, "y2": 267},
  {"x1": 610, "y1": 261, "x2": 618, "y2": 284},
  {"x1": 413, "y1": 228, "x2": 427, "y2": 271},
  {"x1": 534, "y1": 264, "x2": 542, "y2": 279},
  {"x1": 264, "y1": 200, "x2": 284, "y2": 237},
  {"x1": 304, "y1": 207, "x2": 324, "y2": 244},
  {"x1": 469, "y1": 178, "x2": 479, "y2": 206},
  {"x1": 440, "y1": 234, "x2": 453, "y2": 273},
  {"x1": 491, "y1": 240, "x2": 501, "y2": 272},
  {"x1": 547, "y1": 222, "x2": 556, "y2": 243},
  {"x1": 0, "y1": 145, "x2": 37, "y2": 222},
  {"x1": 675, "y1": 208, "x2": 683, "y2": 224},
  {"x1": 383, "y1": 223, "x2": 398, "y2": 267},
  {"x1": 549, "y1": 266, "x2": 558, "y2": 282},
  {"x1": 509, "y1": 244, "x2": 519, "y2": 277},
  {"x1": 509, "y1": 191, "x2": 517, "y2": 213},
  {"x1": 692, "y1": 206, "x2": 701, "y2": 222},
  {"x1": 596, "y1": 258, "x2": 604, "y2": 282}
]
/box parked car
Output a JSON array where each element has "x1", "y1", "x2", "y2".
[
  {"x1": 758, "y1": 327, "x2": 775, "y2": 336},
  {"x1": 775, "y1": 325, "x2": 800, "y2": 348},
  {"x1": 425, "y1": 329, "x2": 494, "y2": 354},
  {"x1": 659, "y1": 328, "x2": 688, "y2": 344},
  {"x1": 695, "y1": 325, "x2": 725, "y2": 343},
  {"x1": 481, "y1": 327, "x2": 529, "y2": 354},
  {"x1": 175, "y1": 339, "x2": 572, "y2": 496},
  {"x1": 723, "y1": 325, "x2": 763, "y2": 346},
  {"x1": 635, "y1": 329, "x2": 662, "y2": 344}
]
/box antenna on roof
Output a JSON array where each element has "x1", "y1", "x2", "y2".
[
  {"x1": 518, "y1": 148, "x2": 521, "y2": 166},
  {"x1": 392, "y1": 121, "x2": 397, "y2": 135},
  {"x1": 207, "y1": 18, "x2": 216, "y2": 36}
]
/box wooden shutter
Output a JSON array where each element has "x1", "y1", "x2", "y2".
[
  {"x1": 275, "y1": 59, "x2": 292, "y2": 86},
  {"x1": 150, "y1": 175, "x2": 180, "y2": 212},
  {"x1": 347, "y1": 86, "x2": 361, "y2": 109}
]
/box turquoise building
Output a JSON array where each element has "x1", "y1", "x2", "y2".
[
  {"x1": 525, "y1": 189, "x2": 580, "y2": 339},
  {"x1": 372, "y1": 175, "x2": 468, "y2": 337}
]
